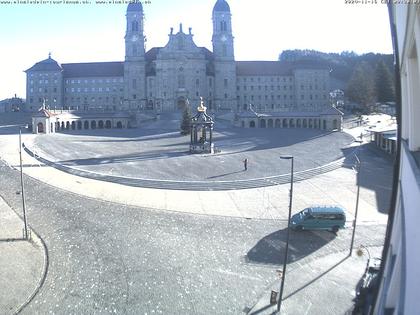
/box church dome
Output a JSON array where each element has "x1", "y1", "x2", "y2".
[
  {"x1": 213, "y1": 0, "x2": 230, "y2": 12},
  {"x1": 127, "y1": 1, "x2": 143, "y2": 12}
]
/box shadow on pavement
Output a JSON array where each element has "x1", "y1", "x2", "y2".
[
  {"x1": 283, "y1": 255, "x2": 349, "y2": 300},
  {"x1": 246, "y1": 228, "x2": 336, "y2": 266},
  {"x1": 341, "y1": 143, "x2": 393, "y2": 214}
]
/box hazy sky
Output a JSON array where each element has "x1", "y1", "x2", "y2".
[{"x1": 0, "y1": 0, "x2": 393, "y2": 100}]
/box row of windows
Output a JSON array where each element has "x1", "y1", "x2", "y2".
[
  {"x1": 237, "y1": 85, "x2": 293, "y2": 91},
  {"x1": 30, "y1": 80, "x2": 58, "y2": 85},
  {"x1": 65, "y1": 96, "x2": 124, "y2": 104},
  {"x1": 30, "y1": 87, "x2": 58, "y2": 93},
  {"x1": 238, "y1": 95, "x2": 294, "y2": 101},
  {"x1": 65, "y1": 78, "x2": 123, "y2": 84},
  {"x1": 300, "y1": 84, "x2": 326, "y2": 90},
  {"x1": 29, "y1": 97, "x2": 57, "y2": 104},
  {"x1": 237, "y1": 77, "x2": 293, "y2": 83},
  {"x1": 66, "y1": 87, "x2": 123, "y2": 93},
  {"x1": 300, "y1": 94, "x2": 327, "y2": 100},
  {"x1": 242, "y1": 104, "x2": 295, "y2": 110},
  {"x1": 29, "y1": 73, "x2": 58, "y2": 78}
]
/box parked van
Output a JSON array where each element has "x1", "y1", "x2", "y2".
[{"x1": 290, "y1": 206, "x2": 346, "y2": 232}]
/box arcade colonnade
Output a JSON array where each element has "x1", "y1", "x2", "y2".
[
  {"x1": 238, "y1": 116, "x2": 341, "y2": 131},
  {"x1": 32, "y1": 110, "x2": 130, "y2": 134}
]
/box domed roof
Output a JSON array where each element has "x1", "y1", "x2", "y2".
[
  {"x1": 127, "y1": 1, "x2": 143, "y2": 12},
  {"x1": 213, "y1": 0, "x2": 230, "y2": 12}
]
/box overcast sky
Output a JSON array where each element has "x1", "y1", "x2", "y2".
[{"x1": 0, "y1": 0, "x2": 393, "y2": 100}]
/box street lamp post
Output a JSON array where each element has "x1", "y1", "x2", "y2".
[
  {"x1": 19, "y1": 127, "x2": 29, "y2": 240},
  {"x1": 277, "y1": 156, "x2": 294, "y2": 313},
  {"x1": 349, "y1": 155, "x2": 361, "y2": 256}
]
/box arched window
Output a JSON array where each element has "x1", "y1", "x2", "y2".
[
  {"x1": 260, "y1": 119, "x2": 266, "y2": 128},
  {"x1": 105, "y1": 120, "x2": 112, "y2": 129},
  {"x1": 84, "y1": 121, "x2": 89, "y2": 129},
  {"x1": 220, "y1": 21, "x2": 227, "y2": 31},
  {"x1": 289, "y1": 119, "x2": 295, "y2": 128},
  {"x1": 249, "y1": 121, "x2": 255, "y2": 128},
  {"x1": 91, "y1": 120, "x2": 96, "y2": 129},
  {"x1": 98, "y1": 120, "x2": 104, "y2": 129},
  {"x1": 178, "y1": 75, "x2": 185, "y2": 88},
  {"x1": 131, "y1": 21, "x2": 138, "y2": 32},
  {"x1": 37, "y1": 122, "x2": 44, "y2": 133}
]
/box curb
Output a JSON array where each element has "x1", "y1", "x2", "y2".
[
  {"x1": 22, "y1": 143, "x2": 358, "y2": 191},
  {"x1": 0, "y1": 193, "x2": 49, "y2": 315}
]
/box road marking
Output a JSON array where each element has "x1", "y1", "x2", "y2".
[{"x1": 212, "y1": 268, "x2": 263, "y2": 282}]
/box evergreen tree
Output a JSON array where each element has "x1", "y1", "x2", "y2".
[
  {"x1": 346, "y1": 62, "x2": 375, "y2": 109},
  {"x1": 375, "y1": 59, "x2": 395, "y2": 103},
  {"x1": 180, "y1": 105, "x2": 192, "y2": 135}
]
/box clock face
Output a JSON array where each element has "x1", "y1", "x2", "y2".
[
  {"x1": 131, "y1": 35, "x2": 139, "y2": 42},
  {"x1": 221, "y1": 35, "x2": 227, "y2": 42}
]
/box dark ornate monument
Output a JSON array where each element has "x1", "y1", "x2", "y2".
[{"x1": 190, "y1": 97, "x2": 214, "y2": 154}]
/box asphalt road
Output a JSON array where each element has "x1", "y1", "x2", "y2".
[{"x1": 0, "y1": 162, "x2": 386, "y2": 314}]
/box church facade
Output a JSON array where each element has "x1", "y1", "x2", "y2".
[{"x1": 25, "y1": 0, "x2": 342, "y2": 132}]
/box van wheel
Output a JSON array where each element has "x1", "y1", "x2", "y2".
[{"x1": 332, "y1": 226, "x2": 339, "y2": 233}]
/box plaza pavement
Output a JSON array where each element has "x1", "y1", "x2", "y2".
[
  {"x1": 0, "y1": 115, "x2": 393, "y2": 314},
  {"x1": 0, "y1": 195, "x2": 47, "y2": 314},
  {"x1": 0, "y1": 129, "x2": 389, "y2": 224}
]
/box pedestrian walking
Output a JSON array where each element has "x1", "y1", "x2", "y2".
[{"x1": 243, "y1": 158, "x2": 248, "y2": 171}]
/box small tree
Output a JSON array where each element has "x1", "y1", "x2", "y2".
[
  {"x1": 346, "y1": 62, "x2": 375, "y2": 111},
  {"x1": 375, "y1": 59, "x2": 395, "y2": 103},
  {"x1": 180, "y1": 105, "x2": 192, "y2": 135}
]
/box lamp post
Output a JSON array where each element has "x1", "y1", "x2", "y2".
[
  {"x1": 349, "y1": 155, "x2": 361, "y2": 256},
  {"x1": 19, "y1": 127, "x2": 29, "y2": 240},
  {"x1": 277, "y1": 156, "x2": 294, "y2": 313}
]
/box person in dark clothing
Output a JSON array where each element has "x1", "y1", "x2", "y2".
[{"x1": 243, "y1": 158, "x2": 248, "y2": 171}]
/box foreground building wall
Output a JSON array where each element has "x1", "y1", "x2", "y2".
[{"x1": 374, "y1": 4, "x2": 420, "y2": 314}]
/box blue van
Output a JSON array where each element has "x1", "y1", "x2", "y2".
[{"x1": 290, "y1": 206, "x2": 346, "y2": 232}]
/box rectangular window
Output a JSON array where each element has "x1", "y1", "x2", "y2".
[{"x1": 224, "y1": 79, "x2": 228, "y2": 88}]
